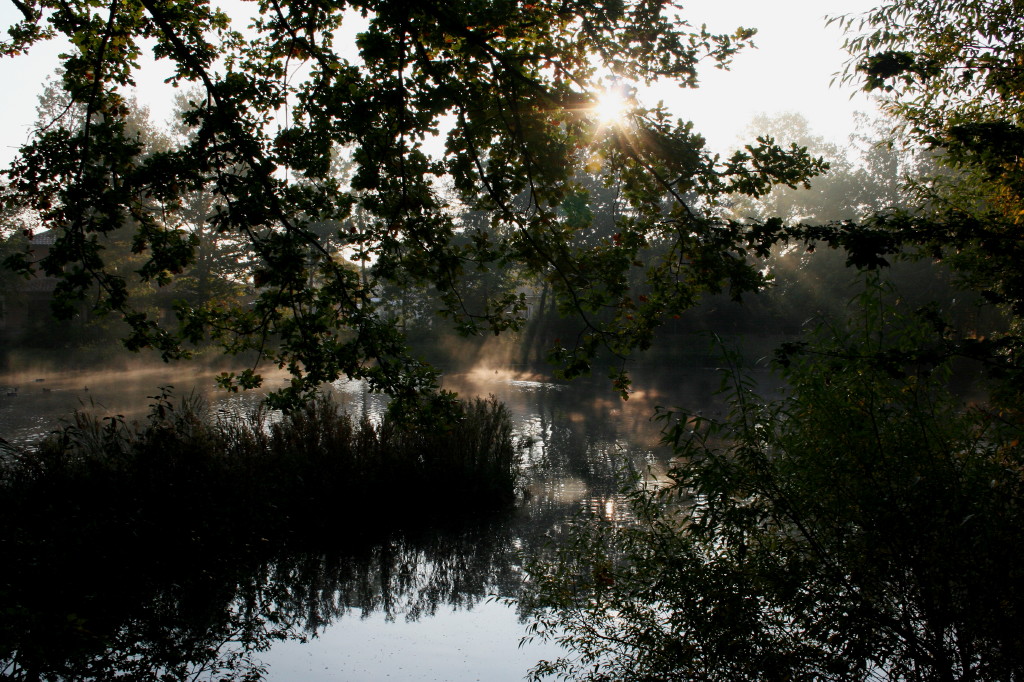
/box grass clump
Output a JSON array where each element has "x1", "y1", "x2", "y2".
[
  {"x1": 0, "y1": 390, "x2": 521, "y2": 680},
  {"x1": 0, "y1": 388, "x2": 522, "y2": 540}
]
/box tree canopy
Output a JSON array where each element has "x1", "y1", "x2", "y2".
[
  {"x1": 1, "y1": 0, "x2": 832, "y2": 406},
  {"x1": 516, "y1": 2, "x2": 1024, "y2": 679},
  {"x1": 835, "y1": 0, "x2": 1024, "y2": 318},
  {"x1": 5, "y1": 1, "x2": 1024, "y2": 679}
]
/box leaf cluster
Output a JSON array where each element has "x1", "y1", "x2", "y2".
[
  {"x1": 833, "y1": 0, "x2": 1024, "y2": 322},
  {"x1": 1, "y1": 0, "x2": 827, "y2": 406},
  {"x1": 521, "y1": 279, "x2": 1024, "y2": 681}
]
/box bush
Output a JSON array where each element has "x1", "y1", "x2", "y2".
[{"x1": 520, "y1": 280, "x2": 1024, "y2": 681}]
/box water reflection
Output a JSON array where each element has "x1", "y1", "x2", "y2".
[
  {"x1": 1, "y1": 516, "x2": 541, "y2": 680},
  {"x1": 1, "y1": 363, "x2": 724, "y2": 680},
  {"x1": 0, "y1": 365, "x2": 276, "y2": 447}
]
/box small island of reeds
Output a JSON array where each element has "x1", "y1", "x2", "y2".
[{"x1": 0, "y1": 389, "x2": 523, "y2": 545}]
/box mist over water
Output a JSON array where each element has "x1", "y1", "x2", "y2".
[
  {"x1": 0, "y1": 349, "x2": 735, "y2": 680},
  {"x1": 0, "y1": 361, "x2": 271, "y2": 446}
]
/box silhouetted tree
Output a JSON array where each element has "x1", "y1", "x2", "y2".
[{"x1": 0, "y1": 0, "x2": 829, "y2": 406}]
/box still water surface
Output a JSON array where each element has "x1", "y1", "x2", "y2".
[{"x1": 0, "y1": 362, "x2": 728, "y2": 680}]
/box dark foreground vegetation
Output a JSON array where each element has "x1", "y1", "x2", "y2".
[
  {"x1": 520, "y1": 281, "x2": 1024, "y2": 681},
  {"x1": 509, "y1": 0, "x2": 1024, "y2": 678},
  {"x1": 4, "y1": 0, "x2": 1024, "y2": 678},
  {"x1": 0, "y1": 390, "x2": 520, "y2": 541},
  {"x1": 0, "y1": 391, "x2": 523, "y2": 679}
]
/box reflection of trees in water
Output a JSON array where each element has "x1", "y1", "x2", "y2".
[
  {"x1": 1, "y1": 534, "x2": 285, "y2": 681},
  {"x1": 1, "y1": 518, "x2": 535, "y2": 681},
  {"x1": 517, "y1": 380, "x2": 661, "y2": 480},
  {"x1": 252, "y1": 523, "x2": 527, "y2": 631},
  {"x1": 1, "y1": 373, "x2": 716, "y2": 680},
  {"x1": 2, "y1": 506, "x2": 620, "y2": 680}
]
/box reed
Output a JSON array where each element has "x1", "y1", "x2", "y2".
[{"x1": 0, "y1": 389, "x2": 522, "y2": 540}]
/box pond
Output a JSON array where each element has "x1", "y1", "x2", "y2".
[{"x1": 0, "y1": 360, "x2": 736, "y2": 681}]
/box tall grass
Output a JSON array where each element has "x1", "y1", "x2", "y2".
[{"x1": 0, "y1": 389, "x2": 522, "y2": 540}]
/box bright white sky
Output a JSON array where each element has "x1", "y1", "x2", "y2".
[
  {"x1": 0, "y1": 0, "x2": 881, "y2": 167},
  {"x1": 657, "y1": 0, "x2": 881, "y2": 152}
]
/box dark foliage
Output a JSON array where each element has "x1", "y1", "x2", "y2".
[
  {"x1": 520, "y1": 280, "x2": 1024, "y2": 681},
  {"x1": 0, "y1": 0, "x2": 833, "y2": 406},
  {"x1": 0, "y1": 388, "x2": 521, "y2": 540}
]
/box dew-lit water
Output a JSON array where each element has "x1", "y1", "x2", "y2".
[{"x1": 0, "y1": 360, "x2": 730, "y2": 681}]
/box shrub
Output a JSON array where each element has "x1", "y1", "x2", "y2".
[{"x1": 520, "y1": 280, "x2": 1024, "y2": 681}]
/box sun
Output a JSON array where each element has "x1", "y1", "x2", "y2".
[{"x1": 591, "y1": 85, "x2": 632, "y2": 125}]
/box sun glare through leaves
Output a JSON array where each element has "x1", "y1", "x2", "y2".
[{"x1": 591, "y1": 84, "x2": 633, "y2": 126}]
